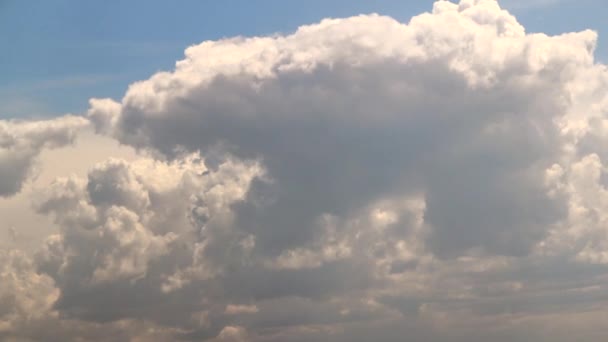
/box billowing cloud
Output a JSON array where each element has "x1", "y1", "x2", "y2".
[
  {"x1": 94, "y1": 0, "x2": 593, "y2": 258},
  {"x1": 29, "y1": 154, "x2": 262, "y2": 337},
  {"x1": 2, "y1": 0, "x2": 608, "y2": 341}
]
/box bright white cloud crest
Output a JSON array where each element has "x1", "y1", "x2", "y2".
[{"x1": 2, "y1": 1, "x2": 608, "y2": 341}]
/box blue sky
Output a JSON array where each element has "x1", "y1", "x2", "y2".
[{"x1": 1, "y1": 0, "x2": 606, "y2": 119}]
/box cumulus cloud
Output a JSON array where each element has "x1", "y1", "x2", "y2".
[
  {"x1": 96, "y1": 0, "x2": 591, "y2": 258},
  {"x1": 2, "y1": 0, "x2": 608, "y2": 341},
  {"x1": 0, "y1": 115, "x2": 88, "y2": 197},
  {"x1": 30, "y1": 154, "x2": 263, "y2": 338},
  {"x1": 0, "y1": 250, "x2": 58, "y2": 334}
]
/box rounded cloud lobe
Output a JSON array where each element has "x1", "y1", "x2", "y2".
[{"x1": 3, "y1": 0, "x2": 608, "y2": 341}]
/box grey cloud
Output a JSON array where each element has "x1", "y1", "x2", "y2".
[
  {"x1": 3, "y1": 0, "x2": 608, "y2": 341},
  {"x1": 29, "y1": 155, "x2": 262, "y2": 335}
]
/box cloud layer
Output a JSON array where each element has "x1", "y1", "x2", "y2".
[{"x1": 2, "y1": 0, "x2": 608, "y2": 341}]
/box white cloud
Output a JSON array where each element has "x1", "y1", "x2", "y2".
[
  {"x1": 0, "y1": 129, "x2": 138, "y2": 254},
  {"x1": 0, "y1": 115, "x2": 88, "y2": 197}
]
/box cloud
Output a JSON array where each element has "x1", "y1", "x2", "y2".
[
  {"x1": 0, "y1": 248, "x2": 180, "y2": 342},
  {"x1": 0, "y1": 249, "x2": 58, "y2": 333},
  {"x1": 2, "y1": 0, "x2": 608, "y2": 341},
  {"x1": 210, "y1": 326, "x2": 249, "y2": 342},
  {"x1": 30, "y1": 154, "x2": 261, "y2": 337},
  {"x1": 98, "y1": 0, "x2": 592, "y2": 258},
  {"x1": 0, "y1": 115, "x2": 88, "y2": 197}
]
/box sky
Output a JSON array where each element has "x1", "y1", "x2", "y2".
[
  {"x1": 0, "y1": 0, "x2": 606, "y2": 118},
  {"x1": 2, "y1": 1, "x2": 608, "y2": 341}
]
